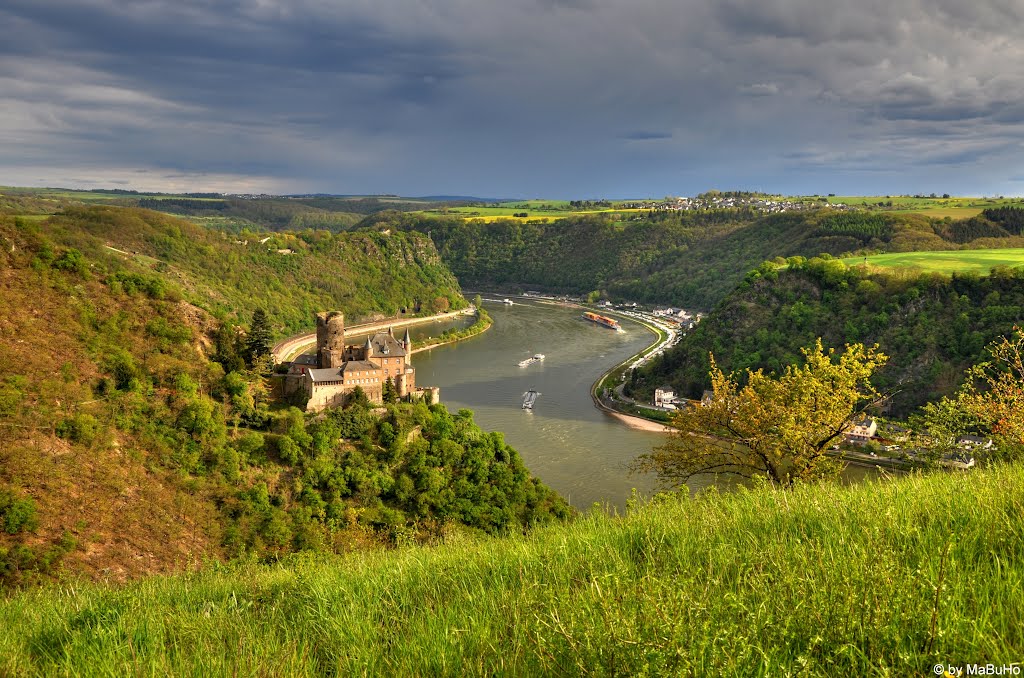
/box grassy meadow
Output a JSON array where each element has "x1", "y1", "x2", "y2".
[
  {"x1": 820, "y1": 195, "x2": 1024, "y2": 219},
  {"x1": 843, "y1": 248, "x2": 1024, "y2": 274},
  {"x1": 414, "y1": 199, "x2": 647, "y2": 223},
  {"x1": 2, "y1": 464, "x2": 1022, "y2": 676}
]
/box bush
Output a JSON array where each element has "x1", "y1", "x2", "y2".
[
  {"x1": 51, "y1": 248, "x2": 88, "y2": 275},
  {"x1": 55, "y1": 413, "x2": 101, "y2": 446},
  {"x1": 0, "y1": 492, "x2": 39, "y2": 535}
]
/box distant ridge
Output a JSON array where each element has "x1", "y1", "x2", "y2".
[{"x1": 282, "y1": 193, "x2": 506, "y2": 202}]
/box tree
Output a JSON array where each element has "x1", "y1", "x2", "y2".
[
  {"x1": 431, "y1": 296, "x2": 450, "y2": 314},
  {"x1": 914, "y1": 327, "x2": 1024, "y2": 462},
  {"x1": 635, "y1": 340, "x2": 887, "y2": 487},
  {"x1": 213, "y1": 321, "x2": 245, "y2": 373},
  {"x1": 348, "y1": 386, "x2": 370, "y2": 409},
  {"x1": 383, "y1": 377, "x2": 398, "y2": 405},
  {"x1": 246, "y1": 308, "x2": 273, "y2": 366},
  {"x1": 473, "y1": 293, "x2": 483, "y2": 310}
]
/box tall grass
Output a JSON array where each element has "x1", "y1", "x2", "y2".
[{"x1": 2, "y1": 465, "x2": 1022, "y2": 676}]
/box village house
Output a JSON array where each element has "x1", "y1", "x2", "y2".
[
  {"x1": 844, "y1": 418, "x2": 877, "y2": 445},
  {"x1": 654, "y1": 386, "x2": 677, "y2": 409}
]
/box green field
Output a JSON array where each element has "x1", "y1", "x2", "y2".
[
  {"x1": 1, "y1": 464, "x2": 1022, "y2": 675},
  {"x1": 817, "y1": 195, "x2": 1024, "y2": 219},
  {"x1": 416, "y1": 201, "x2": 645, "y2": 223},
  {"x1": 843, "y1": 247, "x2": 1024, "y2": 273}
]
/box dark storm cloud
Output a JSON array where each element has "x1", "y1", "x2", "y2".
[
  {"x1": 1, "y1": 0, "x2": 1023, "y2": 195},
  {"x1": 622, "y1": 131, "x2": 673, "y2": 141}
]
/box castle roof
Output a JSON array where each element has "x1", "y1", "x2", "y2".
[
  {"x1": 340, "y1": 360, "x2": 380, "y2": 373},
  {"x1": 307, "y1": 361, "x2": 380, "y2": 383},
  {"x1": 366, "y1": 332, "x2": 407, "y2": 358}
]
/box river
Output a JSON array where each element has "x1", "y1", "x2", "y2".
[
  {"x1": 336, "y1": 299, "x2": 877, "y2": 510},
  {"x1": 407, "y1": 300, "x2": 670, "y2": 509}
]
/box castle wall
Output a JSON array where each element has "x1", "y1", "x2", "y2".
[
  {"x1": 395, "y1": 369, "x2": 415, "y2": 397},
  {"x1": 306, "y1": 382, "x2": 384, "y2": 412},
  {"x1": 370, "y1": 355, "x2": 407, "y2": 383},
  {"x1": 414, "y1": 386, "x2": 440, "y2": 405}
]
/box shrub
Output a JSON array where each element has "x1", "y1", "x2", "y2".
[
  {"x1": 55, "y1": 413, "x2": 101, "y2": 446},
  {"x1": 0, "y1": 491, "x2": 39, "y2": 535}
]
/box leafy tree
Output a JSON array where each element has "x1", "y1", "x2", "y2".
[
  {"x1": 246, "y1": 308, "x2": 273, "y2": 366},
  {"x1": 914, "y1": 327, "x2": 1024, "y2": 462},
  {"x1": 635, "y1": 340, "x2": 888, "y2": 487}
]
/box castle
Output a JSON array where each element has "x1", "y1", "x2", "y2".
[{"x1": 285, "y1": 311, "x2": 438, "y2": 411}]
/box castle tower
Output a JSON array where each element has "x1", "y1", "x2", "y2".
[
  {"x1": 315, "y1": 311, "x2": 346, "y2": 369},
  {"x1": 363, "y1": 336, "x2": 373, "y2": 359},
  {"x1": 403, "y1": 328, "x2": 412, "y2": 354}
]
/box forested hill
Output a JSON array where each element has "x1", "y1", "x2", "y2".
[
  {"x1": 36, "y1": 205, "x2": 467, "y2": 334},
  {"x1": 365, "y1": 208, "x2": 1024, "y2": 310},
  {"x1": 0, "y1": 213, "x2": 566, "y2": 585},
  {"x1": 629, "y1": 257, "x2": 1024, "y2": 415}
]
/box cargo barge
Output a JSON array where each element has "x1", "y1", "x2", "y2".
[{"x1": 582, "y1": 311, "x2": 621, "y2": 331}]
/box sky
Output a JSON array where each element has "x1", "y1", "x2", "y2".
[{"x1": 2, "y1": 0, "x2": 1024, "y2": 198}]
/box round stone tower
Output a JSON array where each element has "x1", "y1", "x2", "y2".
[{"x1": 315, "y1": 311, "x2": 346, "y2": 368}]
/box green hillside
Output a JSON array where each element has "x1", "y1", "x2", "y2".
[
  {"x1": 0, "y1": 211, "x2": 563, "y2": 585},
  {"x1": 369, "y1": 207, "x2": 1024, "y2": 310},
  {"x1": 2, "y1": 464, "x2": 1021, "y2": 675},
  {"x1": 35, "y1": 205, "x2": 467, "y2": 334},
  {"x1": 630, "y1": 257, "x2": 1024, "y2": 414},
  {"x1": 0, "y1": 186, "x2": 469, "y2": 233}
]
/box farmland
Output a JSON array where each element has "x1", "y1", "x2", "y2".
[
  {"x1": 842, "y1": 247, "x2": 1024, "y2": 274},
  {"x1": 415, "y1": 200, "x2": 644, "y2": 223},
  {"x1": 815, "y1": 195, "x2": 1024, "y2": 219}
]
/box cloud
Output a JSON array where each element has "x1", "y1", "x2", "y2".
[
  {"x1": 621, "y1": 131, "x2": 673, "y2": 141},
  {"x1": 0, "y1": 0, "x2": 1022, "y2": 196},
  {"x1": 739, "y1": 83, "x2": 780, "y2": 97}
]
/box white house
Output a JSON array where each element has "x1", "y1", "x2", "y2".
[
  {"x1": 844, "y1": 419, "x2": 877, "y2": 445},
  {"x1": 654, "y1": 386, "x2": 676, "y2": 407}
]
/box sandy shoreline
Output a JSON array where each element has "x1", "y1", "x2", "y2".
[{"x1": 605, "y1": 410, "x2": 675, "y2": 433}]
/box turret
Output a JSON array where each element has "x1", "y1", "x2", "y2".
[
  {"x1": 363, "y1": 336, "x2": 373, "y2": 358},
  {"x1": 388, "y1": 326, "x2": 395, "y2": 338},
  {"x1": 403, "y1": 328, "x2": 412, "y2": 353},
  {"x1": 315, "y1": 311, "x2": 345, "y2": 368}
]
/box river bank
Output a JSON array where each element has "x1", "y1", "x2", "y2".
[
  {"x1": 604, "y1": 409, "x2": 674, "y2": 433},
  {"x1": 411, "y1": 309, "x2": 493, "y2": 354}
]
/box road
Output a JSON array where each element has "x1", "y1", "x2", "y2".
[{"x1": 271, "y1": 308, "x2": 476, "y2": 363}]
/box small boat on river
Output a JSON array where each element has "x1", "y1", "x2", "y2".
[
  {"x1": 522, "y1": 389, "x2": 540, "y2": 410},
  {"x1": 518, "y1": 353, "x2": 545, "y2": 367}
]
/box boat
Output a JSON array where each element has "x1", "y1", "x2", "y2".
[
  {"x1": 517, "y1": 353, "x2": 545, "y2": 367},
  {"x1": 582, "y1": 311, "x2": 621, "y2": 330},
  {"x1": 502, "y1": 298, "x2": 514, "y2": 305},
  {"x1": 522, "y1": 389, "x2": 540, "y2": 409}
]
